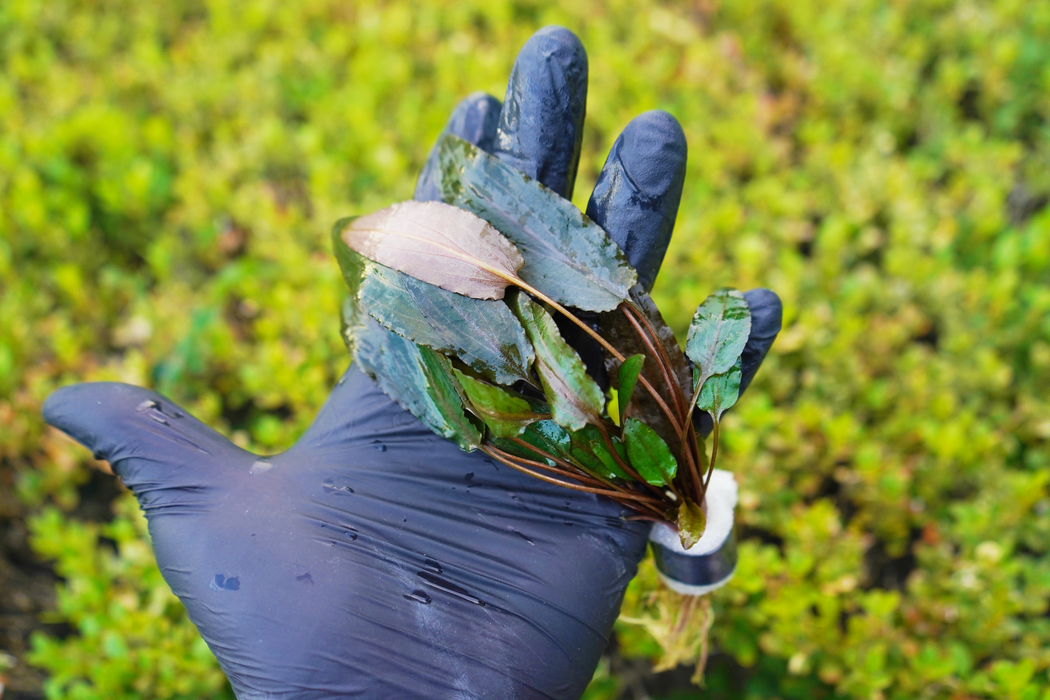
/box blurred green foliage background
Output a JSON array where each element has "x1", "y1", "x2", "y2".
[{"x1": 2, "y1": 0, "x2": 1049, "y2": 697}]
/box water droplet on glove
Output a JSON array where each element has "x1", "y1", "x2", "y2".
[{"x1": 404, "y1": 590, "x2": 432, "y2": 604}]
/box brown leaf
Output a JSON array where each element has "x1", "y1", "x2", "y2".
[{"x1": 338, "y1": 201, "x2": 524, "y2": 300}]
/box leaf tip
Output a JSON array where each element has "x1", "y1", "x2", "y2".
[{"x1": 677, "y1": 500, "x2": 707, "y2": 550}]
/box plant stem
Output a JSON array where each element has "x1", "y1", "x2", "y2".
[
  {"x1": 483, "y1": 444, "x2": 665, "y2": 514},
  {"x1": 684, "y1": 420, "x2": 707, "y2": 505},
  {"x1": 704, "y1": 416, "x2": 720, "y2": 492},
  {"x1": 681, "y1": 371, "x2": 708, "y2": 446},
  {"x1": 484, "y1": 445, "x2": 623, "y2": 496},
  {"x1": 502, "y1": 440, "x2": 611, "y2": 487},
  {"x1": 620, "y1": 306, "x2": 682, "y2": 416},
  {"x1": 510, "y1": 438, "x2": 600, "y2": 476},
  {"x1": 622, "y1": 303, "x2": 689, "y2": 417}
]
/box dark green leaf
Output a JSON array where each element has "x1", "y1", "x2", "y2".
[
  {"x1": 695, "y1": 358, "x2": 742, "y2": 421},
  {"x1": 510, "y1": 291, "x2": 603, "y2": 431},
  {"x1": 339, "y1": 297, "x2": 481, "y2": 451},
  {"x1": 435, "y1": 134, "x2": 637, "y2": 312},
  {"x1": 617, "y1": 354, "x2": 645, "y2": 420},
  {"x1": 453, "y1": 369, "x2": 546, "y2": 437},
  {"x1": 334, "y1": 233, "x2": 533, "y2": 385},
  {"x1": 336, "y1": 201, "x2": 524, "y2": 300},
  {"x1": 598, "y1": 286, "x2": 691, "y2": 445},
  {"x1": 570, "y1": 425, "x2": 631, "y2": 481},
  {"x1": 677, "y1": 499, "x2": 707, "y2": 549},
  {"x1": 623, "y1": 417, "x2": 678, "y2": 486},
  {"x1": 685, "y1": 289, "x2": 751, "y2": 390},
  {"x1": 491, "y1": 419, "x2": 571, "y2": 466}
]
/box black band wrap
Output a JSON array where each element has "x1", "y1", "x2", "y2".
[{"x1": 651, "y1": 527, "x2": 738, "y2": 587}]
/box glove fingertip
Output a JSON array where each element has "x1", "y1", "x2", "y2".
[
  {"x1": 743, "y1": 288, "x2": 783, "y2": 340},
  {"x1": 495, "y1": 25, "x2": 588, "y2": 199},
  {"x1": 612, "y1": 110, "x2": 687, "y2": 199},
  {"x1": 587, "y1": 110, "x2": 688, "y2": 291},
  {"x1": 738, "y1": 288, "x2": 783, "y2": 398},
  {"x1": 528, "y1": 25, "x2": 588, "y2": 58},
  {"x1": 43, "y1": 382, "x2": 135, "y2": 454}
]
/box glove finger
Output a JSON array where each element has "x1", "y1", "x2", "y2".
[
  {"x1": 43, "y1": 383, "x2": 251, "y2": 506},
  {"x1": 585, "y1": 110, "x2": 687, "y2": 291},
  {"x1": 494, "y1": 26, "x2": 588, "y2": 200},
  {"x1": 696, "y1": 288, "x2": 783, "y2": 436},
  {"x1": 414, "y1": 91, "x2": 502, "y2": 202}
]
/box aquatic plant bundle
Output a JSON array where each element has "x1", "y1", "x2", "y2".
[{"x1": 333, "y1": 134, "x2": 752, "y2": 548}]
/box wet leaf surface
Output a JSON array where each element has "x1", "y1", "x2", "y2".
[
  {"x1": 510, "y1": 292, "x2": 603, "y2": 431},
  {"x1": 453, "y1": 369, "x2": 546, "y2": 437},
  {"x1": 336, "y1": 201, "x2": 524, "y2": 300},
  {"x1": 435, "y1": 133, "x2": 636, "y2": 312},
  {"x1": 685, "y1": 289, "x2": 751, "y2": 387},
  {"x1": 623, "y1": 417, "x2": 677, "y2": 486},
  {"x1": 340, "y1": 297, "x2": 481, "y2": 451},
  {"x1": 491, "y1": 419, "x2": 572, "y2": 466},
  {"x1": 335, "y1": 240, "x2": 533, "y2": 385},
  {"x1": 570, "y1": 425, "x2": 631, "y2": 481},
  {"x1": 677, "y1": 499, "x2": 707, "y2": 549}
]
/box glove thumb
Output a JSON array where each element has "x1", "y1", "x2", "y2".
[{"x1": 43, "y1": 383, "x2": 252, "y2": 509}]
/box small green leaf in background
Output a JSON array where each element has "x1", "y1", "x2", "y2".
[
  {"x1": 337, "y1": 201, "x2": 525, "y2": 300},
  {"x1": 623, "y1": 418, "x2": 678, "y2": 486},
  {"x1": 571, "y1": 425, "x2": 631, "y2": 481},
  {"x1": 435, "y1": 134, "x2": 637, "y2": 313},
  {"x1": 695, "y1": 358, "x2": 742, "y2": 421},
  {"x1": 677, "y1": 499, "x2": 707, "y2": 549},
  {"x1": 510, "y1": 292, "x2": 603, "y2": 431},
  {"x1": 685, "y1": 289, "x2": 751, "y2": 389},
  {"x1": 453, "y1": 369, "x2": 546, "y2": 437},
  {"x1": 617, "y1": 354, "x2": 645, "y2": 422}
]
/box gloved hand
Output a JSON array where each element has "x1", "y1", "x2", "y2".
[{"x1": 43, "y1": 27, "x2": 781, "y2": 700}]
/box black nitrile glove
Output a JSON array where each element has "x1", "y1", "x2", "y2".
[{"x1": 43, "y1": 27, "x2": 782, "y2": 700}]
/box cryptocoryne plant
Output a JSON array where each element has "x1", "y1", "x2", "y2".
[{"x1": 334, "y1": 134, "x2": 751, "y2": 547}]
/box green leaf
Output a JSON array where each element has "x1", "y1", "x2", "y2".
[
  {"x1": 334, "y1": 232, "x2": 533, "y2": 385},
  {"x1": 623, "y1": 417, "x2": 678, "y2": 486},
  {"x1": 685, "y1": 289, "x2": 751, "y2": 388},
  {"x1": 453, "y1": 369, "x2": 546, "y2": 437},
  {"x1": 617, "y1": 354, "x2": 645, "y2": 420},
  {"x1": 336, "y1": 201, "x2": 525, "y2": 300},
  {"x1": 339, "y1": 297, "x2": 481, "y2": 451},
  {"x1": 435, "y1": 134, "x2": 637, "y2": 312},
  {"x1": 570, "y1": 425, "x2": 631, "y2": 481},
  {"x1": 598, "y1": 286, "x2": 692, "y2": 445},
  {"x1": 677, "y1": 499, "x2": 707, "y2": 549},
  {"x1": 491, "y1": 419, "x2": 571, "y2": 465},
  {"x1": 510, "y1": 291, "x2": 603, "y2": 431},
  {"x1": 696, "y1": 358, "x2": 742, "y2": 421}
]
